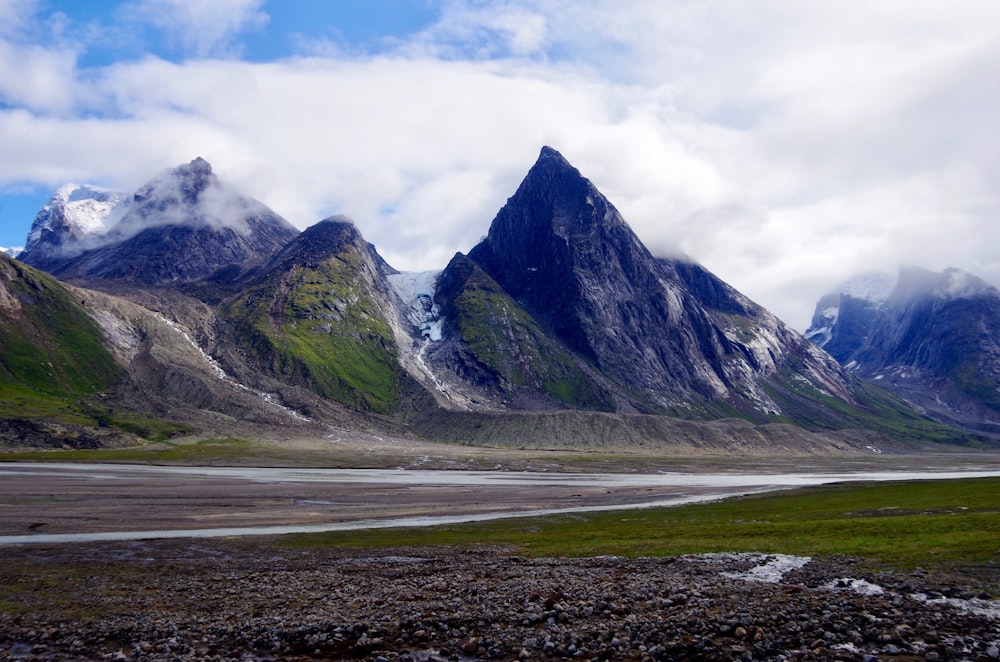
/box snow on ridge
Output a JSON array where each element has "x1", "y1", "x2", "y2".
[
  {"x1": 26, "y1": 183, "x2": 130, "y2": 249},
  {"x1": 840, "y1": 271, "x2": 896, "y2": 303}
]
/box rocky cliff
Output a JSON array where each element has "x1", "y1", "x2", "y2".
[{"x1": 806, "y1": 266, "x2": 1000, "y2": 437}]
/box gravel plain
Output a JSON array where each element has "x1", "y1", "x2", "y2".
[{"x1": 1, "y1": 539, "x2": 998, "y2": 661}]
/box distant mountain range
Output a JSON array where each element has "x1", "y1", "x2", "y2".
[
  {"x1": 806, "y1": 267, "x2": 1000, "y2": 438},
  {"x1": 3, "y1": 149, "x2": 985, "y2": 452}
]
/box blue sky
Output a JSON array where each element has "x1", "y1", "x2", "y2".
[
  {"x1": 1, "y1": 0, "x2": 443, "y2": 247},
  {"x1": 2, "y1": 1, "x2": 1000, "y2": 330}
]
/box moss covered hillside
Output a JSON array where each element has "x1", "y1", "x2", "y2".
[{"x1": 222, "y1": 219, "x2": 399, "y2": 414}]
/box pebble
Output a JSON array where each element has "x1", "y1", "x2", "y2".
[{"x1": 0, "y1": 542, "x2": 997, "y2": 661}]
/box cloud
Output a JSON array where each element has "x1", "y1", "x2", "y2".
[
  {"x1": 122, "y1": 0, "x2": 268, "y2": 57},
  {"x1": 399, "y1": 0, "x2": 550, "y2": 59},
  {"x1": 2, "y1": 1, "x2": 1000, "y2": 332},
  {"x1": 0, "y1": 0, "x2": 37, "y2": 36}
]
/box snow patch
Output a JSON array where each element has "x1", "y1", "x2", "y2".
[
  {"x1": 911, "y1": 593, "x2": 1000, "y2": 620},
  {"x1": 825, "y1": 577, "x2": 884, "y2": 596},
  {"x1": 710, "y1": 553, "x2": 812, "y2": 583},
  {"x1": 389, "y1": 271, "x2": 443, "y2": 341},
  {"x1": 26, "y1": 184, "x2": 130, "y2": 249}
]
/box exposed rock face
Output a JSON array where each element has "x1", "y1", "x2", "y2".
[
  {"x1": 7, "y1": 148, "x2": 974, "y2": 449},
  {"x1": 20, "y1": 158, "x2": 299, "y2": 286},
  {"x1": 449, "y1": 147, "x2": 864, "y2": 424},
  {"x1": 806, "y1": 266, "x2": 1000, "y2": 436}
]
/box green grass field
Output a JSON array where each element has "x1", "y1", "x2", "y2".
[{"x1": 283, "y1": 477, "x2": 1000, "y2": 576}]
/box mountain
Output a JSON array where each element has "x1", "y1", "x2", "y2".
[
  {"x1": 806, "y1": 266, "x2": 1000, "y2": 436},
  {"x1": 217, "y1": 217, "x2": 403, "y2": 415},
  {"x1": 430, "y1": 147, "x2": 898, "y2": 430},
  {"x1": 18, "y1": 183, "x2": 130, "y2": 269},
  {"x1": 19, "y1": 158, "x2": 299, "y2": 287},
  {"x1": 0, "y1": 252, "x2": 120, "y2": 405},
  {"x1": 0, "y1": 251, "x2": 128, "y2": 448},
  {"x1": 1, "y1": 247, "x2": 23, "y2": 258},
  {"x1": 7, "y1": 148, "x2": 978, "y2": 453}
]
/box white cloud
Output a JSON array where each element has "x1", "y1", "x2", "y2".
[
  {"x1": 123, "y1": 0, "x2": 268, "y2": 57},
  {"x1": 3, "y1": 1, "x2": 1000, "y2": 332},
  {"x1": 0, "y1": 0, "x2": 36, "y2": 36},
  {"x1": 401, "y1": 0, "x2": 549, "y2": 59}
]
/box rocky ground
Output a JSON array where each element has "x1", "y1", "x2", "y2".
[{"x1": 1, "y1": 540, "x2": 998, "y2": 661}]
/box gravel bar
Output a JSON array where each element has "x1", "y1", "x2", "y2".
[{"x1": 1, "y1": 540, "x2": 998, "y2": 661}]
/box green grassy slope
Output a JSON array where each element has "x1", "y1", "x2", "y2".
[
  {"x1": 0, "y1": 254, "x2": 121, "y2": 417},
  {"x1": 223, "y1": 230, "x2": 399, "y2": 414}
]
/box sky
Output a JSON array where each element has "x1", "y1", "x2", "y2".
[{"x1": 1, "y1": 0, "x2": 999, "y2": 332}]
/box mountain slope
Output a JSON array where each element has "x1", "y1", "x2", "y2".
[
  {"x1": 0, "y1": 252, "x2": 120, "y2": 405},
  {"x1": 217, "y1": 217, "x2": 402, "y2": 414},
  {"x1": 806, "y1": 266, "x2": 1000, "y2": 436},
  {"x1": 430, "y1": 252, "x2": 614, "y2": 410},
  {"x1": 449, "y1": 147, "x2": 913, "y2": 434},
  {"x1": 20, "y1": 158, "x2": 299, "y2": 287}
]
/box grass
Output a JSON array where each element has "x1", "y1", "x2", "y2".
[
  {"x1": 765, "y1": 359, "x2": 984, "y2": 447},
  {"x1": 226, "y1": 254, "x2": 399, "y2": 414},
  {"x1": 282, "y1": 477, "x2": 1000, "y2": 574},
  {"x1": 0, "y1": 437, "x2": 254, "y2": 464}
]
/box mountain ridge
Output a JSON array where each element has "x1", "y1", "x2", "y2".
[
  {"x1": 806, "y1": 266, "x2": 1000, "y2": 437},
  {"x1": 2, "y1": 149, "x2": 986, "y2": 452},
  {"x1": 19, "y1": 158, "x2": 299, "y2": 286}
]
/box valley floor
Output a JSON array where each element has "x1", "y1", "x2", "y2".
[
  {"x1": 1, "y1": 446, "x2": 999, "y2": 660},
  {"x1": 1, "y1": 540, "x2": 998, "y2": 661},
  {"x1": 2, "y1": 455, "x2": 999, "y2": 544}
]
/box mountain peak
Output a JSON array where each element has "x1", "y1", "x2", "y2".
[
  {"x1": 20, "y1": 157, "x2": 299, "y2": 287},
  {"x1": 805, "y1": 264, "x2": 1000, "y2": 435},
  {"x1": 534, "y1": 145, "x2": 574, "y2": 168},
  {"x1": 133, "y1": 157, "x2": 216, "y2": 207},
  {"x1": 515, "y1": 146, "x2": 588, "y2": 198},
  {"x1": 20, "y1": 184, "x2": 130, "y2": 261}
]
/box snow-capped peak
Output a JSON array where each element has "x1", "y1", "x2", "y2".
[{"x1": 24, "y1": 183, "x2": 130, "y2": 252}]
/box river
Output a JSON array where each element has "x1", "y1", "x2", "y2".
[{"x1": 1, "y1": 462, "x2": 998, "y2": 545}]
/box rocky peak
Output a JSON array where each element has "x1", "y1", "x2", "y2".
[
  {"x1": 453, "y1": 146, "x2": 857, "y2": 417},
  {"x1": 20, "y1": 158, "x2": 300, "y2": 288},
  {"x1": 133, "y1": 157, "x2": 214, "y2": 208},
  {"x1": 467, "y1": 147, "x2": 654, "y2": 360},
  {"x1": 258, "y1": 216, "x2": 392, "y2": 281},
  {"x1": 806, "y1": 265, "x2": 1000, "y2": 435}
]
